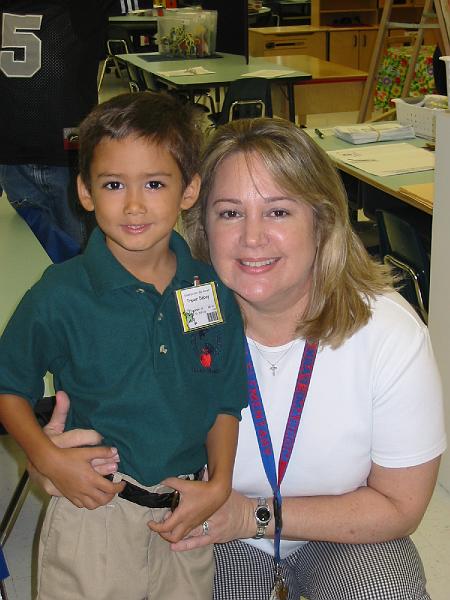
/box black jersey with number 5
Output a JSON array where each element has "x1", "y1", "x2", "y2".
[{"x1": 0, "y1": 0, "x2": 150, "y2": 166}]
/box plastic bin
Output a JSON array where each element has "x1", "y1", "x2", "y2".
[
  {"x1": 393, "y1": 96, "x2": 446, "y2": 140},
  {"x1": 157, "y1": 10, "x2": 217, "y2": 58}
]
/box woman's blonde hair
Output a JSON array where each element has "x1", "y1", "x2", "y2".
[{"x1": 183, "y1": 117, "x2": 392, "y2": 348}]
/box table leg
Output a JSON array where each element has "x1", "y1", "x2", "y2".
[{"x1": 287, "y1": 82, "x2": 295, "y2": 123}]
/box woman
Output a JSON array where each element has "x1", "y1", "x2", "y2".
[{"x1": 38, "y1": 118, "x2": 445, "y2": 599}]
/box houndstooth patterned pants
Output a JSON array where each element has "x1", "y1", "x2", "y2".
[{"x1": 214, "y1": 537, "x2": 430, "y2": 600}]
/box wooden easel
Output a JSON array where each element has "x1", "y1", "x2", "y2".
[{"x1": 358, "y1": 0, "x2": 450, "y2": 123}]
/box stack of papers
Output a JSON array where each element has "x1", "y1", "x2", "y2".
[
  {"x1": 327, "y1": 143, "x2": 434, "y2": 177},
  {"x1": 399, "y1": 183, "x2": 434, "y2": 211},
  {"x1": 333, "y1": 122, "x2": 415, "y2": 145},
  {"x1": 157, "y1": 66, "x2": 215, "y2": 77},
  {"x1": 241, "y1": 69, "x2": 295, "y2": 78}
]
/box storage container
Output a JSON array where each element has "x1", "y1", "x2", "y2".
[
  {"x1": 393, "y1": 96, "x2": 447, "y2": 140},
  {"x1": 157, "y1": 10, "x2": 217, "y2": 58}
]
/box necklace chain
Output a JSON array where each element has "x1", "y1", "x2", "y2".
[{"x1": 252, "y1": 340, "x2": 297, "y2": 376}]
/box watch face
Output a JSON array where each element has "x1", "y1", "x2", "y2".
[{"x1": 256, "y1": 506, "x2": 271, "y2": 524}]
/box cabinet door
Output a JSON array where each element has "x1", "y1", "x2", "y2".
[
  {"x1": 329, "y1": 31, "x2": 359, "y2": 69},
  {"x1": 358, "y1": 29, "x2": 378, "y2": 71}
]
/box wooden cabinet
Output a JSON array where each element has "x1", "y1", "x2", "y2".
[
  {"x1": 329, "y1": 28, "x2": 378, "y2": 70},
  {"x1": 311, "y1": 0, "x2": 378, "y2": 27},
  {"x1": 249, "y1": 25, "x2": 378, "y2": 67},
  {"x1": 249, "y1": 27, "x2": 327, "y2": 59}
]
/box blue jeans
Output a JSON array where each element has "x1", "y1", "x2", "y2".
[{"x1": 0, "y1": 164, "x2": 86, "y2": 262}]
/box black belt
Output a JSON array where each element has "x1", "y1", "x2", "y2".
[{"x1": 106, "y1": 468, "x2": 204, "y2": 510}]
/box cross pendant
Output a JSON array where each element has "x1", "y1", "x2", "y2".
[{"x1": 270, "y1": 364, "x2": 277, "y2": 376}]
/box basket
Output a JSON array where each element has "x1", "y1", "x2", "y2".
[{"x1": 392, "y1": 97, "x2": 446, "y2": 140}]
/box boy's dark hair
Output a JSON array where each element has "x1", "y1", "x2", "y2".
[{"x1": 78, "y1": 91, "x2": 203, "y2": 191}]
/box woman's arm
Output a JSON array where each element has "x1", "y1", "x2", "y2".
[
  {"x1": 171, "y1": 456, "x2": 440, "y2": 551},
  {"x1": 278, "y1": 457, "x2": 440, "y2": 543}
]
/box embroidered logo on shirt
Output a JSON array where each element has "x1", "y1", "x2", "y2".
[
  {"x1": 191, "y1": 330, "x2": 221, "y2": 373},
  {"x1": 200, "y1": 345, "x2": 213, "y2": 368}
]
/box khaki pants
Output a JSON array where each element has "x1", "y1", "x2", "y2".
[{"x1": 36, "y1": 477, "x2": 214, "y2": 600}]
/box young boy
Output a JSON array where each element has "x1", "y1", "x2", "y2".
[{"x1": 0, "y1": 92, "x2": 247, "y2": 600}]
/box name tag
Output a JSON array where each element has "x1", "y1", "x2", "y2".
[{"x1": 175, "y1": 281, "x2": 224, "y2": 333}]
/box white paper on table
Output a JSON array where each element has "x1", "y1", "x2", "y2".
[
  {"x1": 240, "y1": 69, "x2": 295, "y2": 78},
  {"x1": 327, "y1": 143, "x2": 435, "y2": 177},
  {"x1": 157, "y1": 67, "x2": 215, "y2": 77}
]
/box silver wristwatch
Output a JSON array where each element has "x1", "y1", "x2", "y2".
[{"x1": 253, "y1": 497, "x2": 272, "y2": 539}]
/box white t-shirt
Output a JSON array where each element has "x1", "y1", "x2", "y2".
[{"x1": 233, "y1": 292, "x2": 446, "y2": 558}]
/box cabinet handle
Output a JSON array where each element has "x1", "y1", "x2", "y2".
[
  {"x1": 362, "y1": 34, "x2": 367, "y2": 47},
  {"x1": 266, "y1": 41, "x2": 303, "y2": 49},
  {"x1": 353, "y1": 34, "x2": 357, "y2": 47}
]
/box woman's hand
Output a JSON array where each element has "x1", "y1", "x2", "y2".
[
  {"x1": 28, "y1": 391, "x2": 121, "y2": 496},
  {"x1": 166, "y1": 489, "x2": 256, "y2": 551}
]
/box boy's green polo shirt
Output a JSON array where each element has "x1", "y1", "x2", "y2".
[{"x1": 0, "y1": 228, "x2": 247, "y2": 485}]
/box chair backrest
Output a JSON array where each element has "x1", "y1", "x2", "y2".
[
  {"x1": 376, "y1": 210, "x2": 430, "y2": 323},
  {"x1": 106, "y1": 24, "x2": 133, "y2": 55},
  {"x1": 105, "y1": 26, "x2": 146, "y2": 91},
  {"x1": 216, "y1": 77, "x2": 273, "y2": 126}
]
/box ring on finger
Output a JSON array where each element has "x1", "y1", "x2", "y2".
[{"x1": 202, "y1": 520, "x2": 209, "y2": 535}]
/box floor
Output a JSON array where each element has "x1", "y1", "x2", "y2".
[{"x1": 1, "y1": 71, "x2": 449, "y2": 600}]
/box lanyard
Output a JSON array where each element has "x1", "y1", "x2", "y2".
[{"x1": 245, "y1": 338, "x2": 318, "y2": 565}]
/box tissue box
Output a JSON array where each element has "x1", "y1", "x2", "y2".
[
  {"x1": 392, "y1": 96, "x2": 447, "y2": 140},
  {"x1": 157, "y1": 10, "x2": 217, "y2": 58}
]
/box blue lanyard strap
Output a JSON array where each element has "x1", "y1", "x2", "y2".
[{"x1": 245, "y1": 338, "x2": 318, "y2": 564}]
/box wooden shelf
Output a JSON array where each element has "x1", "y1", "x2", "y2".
[
  {"x1": 312, "y1": 0, "x2": 379, "y2": 27},
  {"x1": 320, "y1": 9, "x2": 378, "y2": 13}
]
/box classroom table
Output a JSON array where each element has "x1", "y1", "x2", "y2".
[
  {"x1": 263, "y1": 54, "x2": 367, "y2": 125},
  {"x1": 109, "y1": 13, "x2": 158, "y2": 52},
  {"x1": 305, "y1": 128, "x2": 434, "y2": 215},
  {"x1": 306, "y1": 126, "x2": 434, "y2": 252},
  {"x1": 109, "y1": 13, "x2": 158, "y2": 26},
  {"x1": 0, "y1": 199, "x2": 50, "y2": 334},
  {"x1": 116, "y1": 52, "x2": 311, "y2": 122}
]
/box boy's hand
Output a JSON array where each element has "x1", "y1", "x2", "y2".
[
  {"x1": 148, "y1": 477, "x2": 230, "y2": 543},
  {"x1": 34, "y1": 445, "x2": 124, "y2": 510},
  {"x1": 44, "y1": 391, "x2": 121, "y2": 474},
  {"x1": 28, "y1": 390, "x2": 121, "y2": 496},
  {"x1": 170, "y1": 490, "x2": 256, "y2": 552}
]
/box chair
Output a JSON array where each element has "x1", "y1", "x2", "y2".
[
  {"x1": 376, "y1": 210, "x2": 430, "y2": 323},
  {"x1": 0, "y1": 397, "x2": 56, "y2": 600},
  {"x1": 98, "y1": 26, "x2": 148, "y2": 93},
  {"x1": 248, "y1": 8, "x2": 275, "y2": 27},
  {"x1": 339, "y1": 172, "x2": 379, "y2": 254},
  {"x1": 209, "y1": 77, "x2": 273, "y2": 127}
]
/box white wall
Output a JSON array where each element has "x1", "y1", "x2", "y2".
[{"x1": 429, "y1": 111, "x2": 450, "y2": 491}]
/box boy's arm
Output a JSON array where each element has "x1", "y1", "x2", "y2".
[
  {"x1": 28, "y1": 391, "x2": 121, "y2": 496},
  {"x1": 148, "y1": 413, "x2": 239, "y2": 543},
  {"x1": 0, "y1": 393, "x2": 123, "y2": 508},
  {"x1": 205, "y1": 412, "x2": 238, "y2": 497}
]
